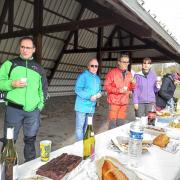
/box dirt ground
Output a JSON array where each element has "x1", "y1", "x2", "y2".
[{"x1": 0, "y1": 95, "x2": 135, "y2": 164}]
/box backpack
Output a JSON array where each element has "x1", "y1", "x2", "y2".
[{"x1": 0, "y1": 59, "x2": 17, "y2": 100}]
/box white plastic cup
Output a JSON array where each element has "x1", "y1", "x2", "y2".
[
  {"x1": 157, "y1": 76, "x2": 161, "y2": 81},
  {"x1": 156, "y1": 76, "x2": 162, "y2": 88},
  {"x1": 20, "y1": 78, "x2": 27, "y2": 85}
]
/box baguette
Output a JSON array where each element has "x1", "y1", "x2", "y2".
[{"x1": 102, "y1": 160, "x2": 128, "y2": 180}]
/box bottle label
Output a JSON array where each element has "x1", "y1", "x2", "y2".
[
  {"x1": 130, "y1": 130, "x2": 143, "y2": 139},
  {"x1": 83, "y1": 137, "x2": 95, "y2": 159}
]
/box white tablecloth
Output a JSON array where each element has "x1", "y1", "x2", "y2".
[{"x1": 18, "y1": 123, "x2": 180, "y2": 180}]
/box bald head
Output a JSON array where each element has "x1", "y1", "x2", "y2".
[{"x1": 88, "y1": 58, "x2": 99, "y2": 74}]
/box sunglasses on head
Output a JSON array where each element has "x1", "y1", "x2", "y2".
[{"x1": 90, "y1": 65, "x2": 98, "y2": 68}]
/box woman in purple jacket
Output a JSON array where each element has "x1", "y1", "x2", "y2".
[{"x1": 133, "y1": 58, "x2": 159, "y2": 117}]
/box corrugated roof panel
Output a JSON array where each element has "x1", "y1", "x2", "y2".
[
  {"x1": 43, "y1": 0, "x2": 81, "y2": 26},
  {"x1": 42, "y1": 60, "x2": 55, "y2": 69},
  {"x1": 42, "y1": 35, "x2": 64, "y2": 59},
  {"x1": 80, "y1": 9, "x2": 98, "y2": 20},
  {"x1": 133, "y1": 38, "x2": 145, "y2": 46},
  {"x1": 103, "y1": 25, "x2": 114, "y2": 39},
  {"x1": 14, "y1": 0, "x2": 33, "y2": 29},
  {"x1": 0, "y1": 0, "x2": 5, "y2": 16},
  {"x1": 78, "y1": 28, "x2": 98, "y2": 48}
]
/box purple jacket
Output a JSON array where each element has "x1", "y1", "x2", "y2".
[{"x1": 133, "y1": 70, "x2": 158, "y2": 104}]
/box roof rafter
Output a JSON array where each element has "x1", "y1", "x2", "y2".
[
  {"x1": 64, "y1": 45, "x2": 152, "y2": 54},
  {"x1": 0, "y1": 17, "x2": 117, "y2": 40},
  {"x1": 8, "y1": 0, "x2": 14, "y2": 32}
]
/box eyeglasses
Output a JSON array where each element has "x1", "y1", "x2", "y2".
[
  {"x1": 90, "y1": 65, "x2": 98, "y2": 68},
  {"x1": 120, "y1": 61, "x2": 129, "y2": 64},
  {"x1": 20, "y1": 46, "x2": 34, "y2": 50}
]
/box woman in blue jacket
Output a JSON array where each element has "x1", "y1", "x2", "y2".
[{"x1": 75, "y1": 58, "x2": 101, "y2": 141}]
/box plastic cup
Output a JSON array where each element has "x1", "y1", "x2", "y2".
[
  {"x1": 40, "y1": 140, "x2": 52, "y2": 161},
  {"x1": 20, "y1": 78, "x2": 27, "y2": 85},
  {"x1": 123, "y1": 86, "x2": 128, "y2": 91}
]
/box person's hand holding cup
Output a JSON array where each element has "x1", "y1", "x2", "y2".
[
  {"x1": 119, "y1": 86, "x2": 128, "y2": 93},
  {"x1": 95, "y1": 92, "x2": 102, "y2": 99},
  {"x1": 156, "y1": 76, "x2": 162, "y2": 89},
  {"x1": 20, "y1": 78, "x2": 27, "y2": 86},
  {"x1": 11, "y1": 77, "x2": 27, "y2": 88}
]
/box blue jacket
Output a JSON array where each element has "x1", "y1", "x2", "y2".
[
  {"x1": 133, "y1": 70, "x2": 158, "y2": 104},
  {"x1": 75, "y1": 70, "x2": 101, "y2": 113}
]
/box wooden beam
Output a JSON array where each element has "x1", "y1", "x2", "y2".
[
  {"x1": 103, "y1": 27, "x2": 117, "y2": 61},
  {"x1": 64, "y1": 45, "x2": 152, "y2": 54},
  {"x1": 0, "y1": 17, "x2": 117, "y2": 40},
  {"x1": 74, "y1": 31, "x2": 78, "y2": 50},
  {"x1": 8, "y1": 0, "x2": 14, "y2": 32},
  {"x1": 33, "y1": 0, "x2": 43, "y2": 64},
  {"x1": 104, "y1": 27, "x2": 117, "y2": 48},
  {"x1": 97, "y1": 27, "x2": 103, "y2": 75},
  {"x1": 33, "y1": 0, "x2": 43, "y2": 33},
  {"x1": 0, "y1": 29, "x2": 33, "y2": 39},
  {"x1": 0, "y1": 50, "x2": 18, "y2": 56},
  {"x1": 102, "y1": 56, "x2": 173, "y2": 63},
  {"x1": 0, "y1": 1, "x2": 9, "y2": 32},
  {"x1": 41, "y1": 17, "x2": 117, "y2": 33},
  {"x1": 117, "y1": 29, "x2": 123, "y2": 48},
  {"x1": 34, "y1": 34, "x2": 43, "y2": 64}
]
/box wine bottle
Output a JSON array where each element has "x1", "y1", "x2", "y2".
[
  {"x1": 83, "y1": 116, "x2": 95, "y2": 160},
  {"x1": 1, "y1": 127, "x2": 18, "y2": 180}
]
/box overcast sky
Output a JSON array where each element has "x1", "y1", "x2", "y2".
[{"x1": 143, "y1": 0, "x2": 180, "y2": 44}]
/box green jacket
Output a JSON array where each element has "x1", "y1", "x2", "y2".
[{"x1": 0, "y1": 57, "x2": 48, "y2": 112}]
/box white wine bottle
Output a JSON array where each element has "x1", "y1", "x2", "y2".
[
  {"x1": 83, "y1": 116, "x2": 95, "y2": 160},
  {"x1": 1, "y1": 127, "x2": 18, "y2": 180}
]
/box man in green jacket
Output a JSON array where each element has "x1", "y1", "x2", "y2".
[{"x1": 0, "y1": 36, "x2": 48, "y2": 162}]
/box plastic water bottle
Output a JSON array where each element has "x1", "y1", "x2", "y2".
[{"x1": 128, "y1": 120, "x2": 144, "y2": 168}]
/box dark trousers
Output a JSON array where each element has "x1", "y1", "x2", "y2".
[
  {"x1": 135, "y1": 103, "x2": 154, "y2": 117},
  {"x1": 3, "y1": 105, "x2": 40, "y2": 162}
]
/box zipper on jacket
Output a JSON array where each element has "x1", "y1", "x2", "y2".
[{"x1": 24, "y1": 60, "x2": 28, "y2": 109}]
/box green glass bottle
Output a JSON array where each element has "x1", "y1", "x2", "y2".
[
  {"x1": 83, "y1": 116, "x2": 95, "y2": 160},
  {"x1": 1, "y1": 127, "x2": 18, "y2": 180}
]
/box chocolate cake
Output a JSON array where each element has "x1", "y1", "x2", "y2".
[{"x1": 36, "y1": 153, "x2": 82, "y2": 180}]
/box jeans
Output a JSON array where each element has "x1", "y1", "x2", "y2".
[
  {"x1": 75, "y1": 111, "x2": 93, "y2": 141},
  {"x1": 3, "y1": 106, "x2": 40, "y2": 162}
]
